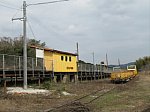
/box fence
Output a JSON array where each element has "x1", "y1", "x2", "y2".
[
  {"x1": 0, "y1": 54, "x2": 112, "y2": 82},
  {"x1": 0, "y1": 54, "x2": 47, "y2": 79},
  {"x1": 78, "y1": 63, "x2": 112, "y2": 73},
  {"x1": 0, "y1": 54, "x2": 45, "y2": 71}
]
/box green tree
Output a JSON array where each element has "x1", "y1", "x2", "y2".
[
  {"x1": 0, "y1": 37, "x2": 14, "y2": 54},
  {"x1": 28, "y1": 39, "x2": 45, "y2": 47},
  {"x1": 0, "y1": 37, "x2": 46, "y2": 57},
  {"x1": 136, "y1": 56, "x2": 150, "y2": 70}
]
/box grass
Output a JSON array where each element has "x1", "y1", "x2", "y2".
[
  {"x1": 0, "y1": 73, "x2": 149, "y2": 112},
  {"x1": 40, "y1": 81, "x2": 70, "y2": 97},
  {"x1": 90, "y1": 74, "x2": 150, "y2": 112},
  {"x1": 91, "y1": 90, "x2": 126, "y2": 110}
]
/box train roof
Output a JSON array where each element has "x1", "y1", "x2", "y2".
[{"x1": 30, "y1": 45, "x2": 77, "y2": 56}]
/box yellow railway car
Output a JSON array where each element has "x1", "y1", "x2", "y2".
[
  {"x1": 30, "y1": 46, "x2": 78, "y2": 82},
  {"x1": 31, "y1": 46, "x2": 78, "y2": 73},
  {"x1": 111, "y1": 65, "x2": 137, "y2": 82},
  {"x1": 44, "y1": 48, "x2": 77, "y2": 73}
]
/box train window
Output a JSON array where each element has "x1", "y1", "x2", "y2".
[
  {"x1": 65, "y1": 56, "x2": 68, "y2": 61},
  {"x1": 61, "y1": 56, "x2": 63, "y2": 61},
  {"x1": 69, "y1": 57, "x2": 71, "y2": 62}
]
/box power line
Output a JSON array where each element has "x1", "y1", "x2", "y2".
[
  {"x1": 0, "y1": 1, "x2": 18, "y2": 7},
  {"x1": 0, "y1": 2, "x2": 21, "y2": 11},
  {"x1": 12, "y1": 6, "x2": 23, "y2": 19},
  {"x1": 27, "y1": 0, "x2": 69, "y2": 6},
  {"x1": 27, "y1": 13, "x2": 66, "y2": 42},
  {"x1": 27, "y1": 21, "x2": 36, "y2": 39}
]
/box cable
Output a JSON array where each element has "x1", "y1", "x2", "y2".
[
  {"x1": 12, "y1": 6, "x2": 23, "y2": 20},
  {"x1": 27, "y1": 0, "x2": 69, "y2": 6},
  {"x1": 0, "y1": 2, "x2": 21, "y2": 11},
  {"x1": 0, "y1": 0, "x2": 18, "y2": 7},
  {"x1": 27, "y1": 13, "x2": 71, "y2": 49},
  {"x1": 27, "y1": 13, "x2": 62, "y2": 37},
  {"x1": 27, "y1": 20, "x2": 36, "y2": 40}
]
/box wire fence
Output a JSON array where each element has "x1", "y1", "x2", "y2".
[
  {"x1": 0, "y1": 54, "x2": 112, "y2": 84},
  {"x1": 0, "y1": 54, "x2": 113, "y2": 73},
  {"x1": 78, "y1": 63, "x2": 112, "y2": 73},
  {"x1": 0, "y1": 54, "x2": 44, "y2": 71}
]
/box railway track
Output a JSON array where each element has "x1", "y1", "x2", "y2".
[
  {"x1": 43, "y1": 86, "x2": 116, "y2": 112},
  {"x1": 42, "y1": 76, "x2": 139, "y2": 112}
]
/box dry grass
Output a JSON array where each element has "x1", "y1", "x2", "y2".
[
  {"x1": 0, "y1": 73, "x2": 149, "y2": 112},
  {"x1": 90, "y1": 73, "x2": 150, "y2": 112}
]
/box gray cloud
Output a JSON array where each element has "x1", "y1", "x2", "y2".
[{"x1": 0, "y1": 0, "x2": 150, "y2": 64}]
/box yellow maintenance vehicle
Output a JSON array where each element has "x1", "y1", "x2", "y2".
[{"x1": 110, "y1": 65, "x2": 137, "y2": 83}]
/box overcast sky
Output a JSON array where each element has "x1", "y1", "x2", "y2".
[{"x1": 0, "y1": 0, "x2": 150, "y2": 64}]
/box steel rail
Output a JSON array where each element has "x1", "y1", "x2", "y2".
[{"x1": 44, "y1": 86, "x2": 116, "y2": 112}]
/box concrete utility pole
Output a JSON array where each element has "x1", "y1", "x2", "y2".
[
  {"x1": 12, "y1": 1, "x2": 27, "y2": 89},
  {"x1": 12, "y1": 0, "x2": 69, "y2": 89},
  {"x1": 76, "y1": 42, "x2": 79, "y2": 83},
  {"x1": 23, "y1": 1, "x2": 27, "y2": 89},
  {"x1": 106, "y1": 53, "x2": 108, "y2": 70},
  {"x1": 77, "y1": 43, "x2": 79, "y2": 62},
  {"x1": 92, "y1": 52, "x2": 95, "y2": 80},
  {"x1": 118, "y1": 58, "x2": 121, "y2": 67}
]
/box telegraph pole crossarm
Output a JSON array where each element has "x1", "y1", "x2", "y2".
[{"x1": 12, "y1": 18, "x2": 24, "y2": 21}]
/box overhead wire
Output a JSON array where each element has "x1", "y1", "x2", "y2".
[
  {"x1": 27, "y1": 20, "x2": 36, "y2": 40},
  {"x1": 0, "y1": 2, "x2": 21, "y2": 11},
  {"x1": 12, "y1": 6, "x2": 23, "y2": 19},
  {"x1": 27, "y1": 0, "x2": 69, "y2": 6},
  {"x1": 1, "y1": 0, "x2": 71, "y2": 42},
  {"x1": 0, "y1": 1, "x2": 22, "y2": 37},
  {"x1": 27, "y1": 12, "x2": 64, "y2": 38},
  {"x1": 11, "y1": 18, "x2": 22, "y2": 38},
  {"x1": 0, "y1": 0, "x2": 18, "y2": 7},
  {"x1": 27, "y1": 13, "x2": 64, "y2": 43}
]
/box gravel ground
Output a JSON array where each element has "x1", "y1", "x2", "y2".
[{"x1": 7, "y1": 87, "x2": 50, "y2": 94}]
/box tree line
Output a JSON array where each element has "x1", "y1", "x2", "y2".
[
  {"x1": 135, "y1": 56, "x2": 150, "y2": 70},
  {"x1": 0, "y1": 37, "x2": 45, "y2": 57}
]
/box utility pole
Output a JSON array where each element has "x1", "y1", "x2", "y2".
[
  {"x1": 118, "y1": 58, "x2": 121, "y2": 67},
  {"x1": 76, "y1": 42, "x2": 79, "y2": 83},
  {"x1": 106, "y1": 53, "x2": 108, "y2": 70},
  {"x1": 92, "y1": 52, "x2": 95, "y2": 80},
  {"x1": 77, "y1": 42, "x2": 79, "y2": 63},
  {"x1": 12, "y1": 0, "x2": 69, "y2": 89},
  {"x1": 23, "y1": 1, "x2": 27, "y2": 89},
  {"x1": 3, "y1": 55, "x2": 6, "y2": 94},
  {"x1": 12, "y1": 1, "x2": 27, "y2": 89},
  {"x1": 100, "y1": 61, "x2": 104, "y2": 79}
]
